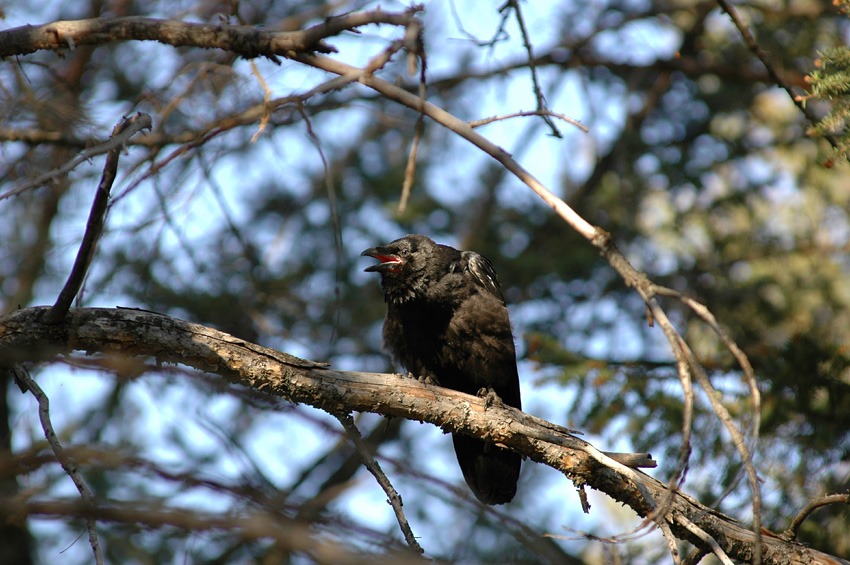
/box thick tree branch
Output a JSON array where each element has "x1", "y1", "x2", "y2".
[
  {"x1": 0, "y1": 306, "x2": 845, "y2": 565},
  {"x1": 0, "y1": 9, "x2": 422, "y2": 60}
]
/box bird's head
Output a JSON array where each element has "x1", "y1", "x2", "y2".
[{"x1": 361, "y1": 234, "x2": 439, "y2": 303}]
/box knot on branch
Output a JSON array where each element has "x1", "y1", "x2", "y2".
[
  {"x1": 590, "y1": 226, "x2": 612, "y2": 251},
  {"x1": 230, "y1": 27, "x2": 282, "y2": 63}
]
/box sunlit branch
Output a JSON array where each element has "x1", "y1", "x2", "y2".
[
  {"x1": 677, "y1": 514, "x2": 733, "y2": 565},
  {"x1": 468, "y1": 110, "x2": 587, "y2": 132},
  {"x1": 659, "y1": 519, "x2": 682, "y2": 565},
  {"x1": 502, "y1": 0, "x2": 561, "y2": 137},
  {"x1": 293, "y1": 53, "x2": 598, "y2": 241},
  {"x1": 248, "y1": 61, "x2": 273, "y2": 143}
]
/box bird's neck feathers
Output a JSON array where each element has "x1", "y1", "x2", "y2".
[
  {"x1": 380, "y1": 269, "x2": 431, "y2": 304},
  {"x1": 381, "y1": 261, "x2": 466, "y2": 307}
]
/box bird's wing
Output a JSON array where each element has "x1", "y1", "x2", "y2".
[{"x1": 461, "y1": 251, "x2": 505, "y2": 303}]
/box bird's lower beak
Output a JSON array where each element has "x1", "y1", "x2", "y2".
[{"x1": 361, "y1": 246, "x2": 402, "y2": 273}]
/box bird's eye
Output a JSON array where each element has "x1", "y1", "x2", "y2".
[{"x1": 400, "y1": 249, "x2": 409, "y2": 257}]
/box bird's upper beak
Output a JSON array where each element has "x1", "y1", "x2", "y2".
[{"x1": 361, "y1": 246, "x2": 402, "y2": 273}]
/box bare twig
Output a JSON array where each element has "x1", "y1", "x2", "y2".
[
  {"x1": 296, "y1": 104, "x2": 343, "y2": 344},
  {"x1": 681, "y1": 338, "x2": 763, "y2": 564},
  {"x1": 659, "y1": 519, "x2": 682, "y2": 565},
  {"x1": 469, "y1": 110, "x2": 587, "y2": 132},
  {"x1": 502, "y1": 0, "x2": 561, "y2": 137},
  {"x1": 655, "y1": 287, "x2": 760, "y2": 445},
  {"x1": 0, "y1": 9, "x2": 424, "y2": 59},
  {"x1": 655, "y1": 286, "x2": 762, "y2": 515},
  {"x1": 781, "y1": 493, "x2": 850, "y2": 541},
  {"x1": 110, "y1": 88, "x2": 366, "y2": 206},
  {"x1": 249, "y1": 61, "x2": 272, "y2": 143},
  {"x1": 294, "y1": 53, "x2": 598, "y2": 241},
  {"x1": 398, "y1": 28, "x2": 427, "y2": 216},
  {"x1": 14, "y1": 365, "x2": 103, "y2": 565},
  {"x1": 336, "y1": 414, "x2": 423, "y2": 554},
  {"x1": 0, "y1": 112, "x2": 151, "y2": 202},
  {"x1": 449, "y1": 0, "x2": 511, "y2": 48},
  {"x1": 42, "y1": 113, "x2": 151, "y2": 325},
  {"x1": 398, "y1": 103, "x2": 425, "y2": 216},
  {"x1": 626, "y1": 296, "x2": 695, "y2": 533},
  {"x1": 676, "y1": 514, "x2": 734, "y2": 565}
]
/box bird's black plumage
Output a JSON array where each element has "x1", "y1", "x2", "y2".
[{"x1": 361, "y1": 234, "x2": 521, "y2": 505}]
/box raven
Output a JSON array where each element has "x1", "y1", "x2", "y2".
[{"x1": 361, "y1": 234, "x2": 521, "y2": 505}]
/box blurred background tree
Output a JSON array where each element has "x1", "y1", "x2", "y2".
[{"x1": 1, "y1": 0, "x2": 849, "y2": 563}]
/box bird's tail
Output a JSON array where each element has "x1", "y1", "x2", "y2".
[{"x1": 452, "y1": 433, "x2": 521, "y2": 505}]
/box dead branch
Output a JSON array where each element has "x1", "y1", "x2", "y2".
[
  {"x1": 468, "y1": 110, "x2": 587, "y2": 131},
  {"x1": 0, "y1": 306, "x2": 845, "y2": 565},
  {"x1": 781, "y1": 493, "x2": 850, "y2": 541},
  {"x1": 42, "y1": 113, "x2": 151, "y2": 324},
  {"x1": 0, "y1": 113, "x2": 151, "y2": 202},
  {"x1": 13, "y1": 365, "x2": 103, "y2": 564},
  {"x1": 336, "y1": 414, "x2": 423, "y2": 554},
  {"x1": 0, "y1": 9, "x2": 423, "y2": 60}
]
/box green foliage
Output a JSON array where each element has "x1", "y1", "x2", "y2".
[
  {"x1": 806, "y1": 45, "x2": 850, "y2": 161},
  {"x1": 803, "y1": 0, "x2": 850, "y2": 162}
]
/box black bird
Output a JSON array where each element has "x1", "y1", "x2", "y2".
[{"x1": 361, "y1": 234, "x2": 521, "y2": 505}]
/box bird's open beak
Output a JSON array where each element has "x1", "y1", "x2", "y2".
[{"x1": 361, "y1": 246, "x2": 403, "y2": 273}]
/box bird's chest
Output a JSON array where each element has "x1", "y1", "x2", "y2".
[
  {"x1": 385, "y1": 301, "x2": 467, "y2": 371},
  {"x1": 399, "y1": 301, "x2": 458, "y2": 346}
]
